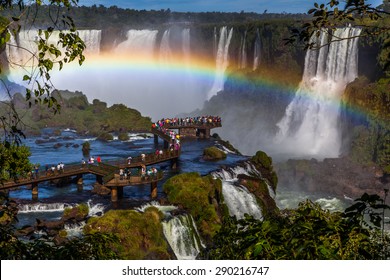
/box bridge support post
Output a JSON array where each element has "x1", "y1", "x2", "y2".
[
  {"x1": 170, "y1": 158, "x2": 178, "y2": 169},
  {"x1": 96, "y1": 175, "x2": 103, "y2": 185},
  {"x1": 151, "y1": 182, "x2": 158, "y2": 199},
  {"x1": 32, "y1": 183, "x2": 38, "y2": 200},
  {"x1": 164, "y1": 140, "x2": 169, "y2": 149},
  {"x1": 205, "y1": 128, "x2": 210, "y2": 138},
  {"x1": 118, "y1": 186, "x2": 124, "y2": 199},
  {"x1": 154, "y1": 134, "x2": 158, "y2": 145},
  {"x1": 76, "y1": 175, "x2": 83, "y2": 192},
  {"x1": 111, "y1": 186, "x2": 118, "y2": 202}
]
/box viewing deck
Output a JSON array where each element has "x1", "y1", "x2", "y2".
[{"x1": 1, "y1": 116, "x2": 221, "y2": 202}]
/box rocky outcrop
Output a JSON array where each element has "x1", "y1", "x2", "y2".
[
  {"x1": 275, "y1": 157, "x2": 389, "y2": 199},
  {"x1": 203, "y1": 146, "x2": 227, "y2": 161},
  {"x1": 91, "y1": 182, "x2": 111, "y2": 196}
]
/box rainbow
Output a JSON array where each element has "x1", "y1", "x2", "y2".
[{"x1": 6, "y1": 50, "x2": 381, "y2": 124}]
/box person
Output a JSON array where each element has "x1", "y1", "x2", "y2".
[
  {"x1": 81, "y1": 159, "x2": 86, "y2": 168},
  {"x1": 119, "y1": 169, "x2": 124, "y2": 180},
  {"x1": 97, "y1": 156, "x2": 101, "y2": 163},
  {"x1": 141, "y1": 153, "x2": 145, "y2": 162},
  {"x1": 34, "y1": 165, "x2": 39, "y2": 179},
  {"x1": 124, "y1": 167, "x2": 129, "y2": 180},
  {"x1": 127, "y1": 156, "x2": 132, "y2": 164}
]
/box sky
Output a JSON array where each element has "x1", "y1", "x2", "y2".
[{"x1": 77, "y1": 0, "x2": 384, "y2": 14}]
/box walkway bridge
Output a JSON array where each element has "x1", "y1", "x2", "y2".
[{"x1": 1, "y1": 116, "x2": 221, "y2": 202}]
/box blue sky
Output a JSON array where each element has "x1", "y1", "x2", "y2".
[{"x1": 77, "y1": 0, "x2": 384, "y2": 13}]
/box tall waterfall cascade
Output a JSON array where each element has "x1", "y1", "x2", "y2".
[
  {"x1": 162, "y1": 215, "x2": 205, "y2": 260},
  {"x1": 207, "y1": 26, "x2": 233, "y2": 100},
  {"x1": 253, "y1": 28, "x2": 261, "y2": 70},
  {"x1": 136, "y1": 202, "x2": 204, "y2": 260},
  {"x1": 212, "y1": 162, "x2": 270, "y2": 220},
  {"x1": 114, "y1": 29, "x2": 158, "y2": 57},
  {"x1": 5, "y1": 29, "x2": 102, "y2": 84},
  {"x1": 238, "y1": 30, "x2": 247, "y2": 69},
  {"x1": 275, "y1": 27, "x2": 361, "y2": 159}
]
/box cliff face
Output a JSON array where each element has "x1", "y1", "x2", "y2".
[{"x1": 341, "y1": 77, "x2": 390, "y2": 172}]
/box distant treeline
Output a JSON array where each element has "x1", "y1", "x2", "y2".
[{"x1": 0, "y1": 4, "x2": 311, "y2": 30}]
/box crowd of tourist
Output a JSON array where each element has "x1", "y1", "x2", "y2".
[{"x1": 152, "y1": 116, "x2": 221, "y2": 128}]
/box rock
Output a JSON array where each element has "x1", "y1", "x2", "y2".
[
  {"x1": 203, "y1": 146, "x2": 227, "y2": 161},
  {"x1": 276, "y1": 156, "x2": 389, "y2": 199},
  {"x1": 92, "y1": 183, "x2": 111, "y2": 196},
  {"x1": 53, "y1": 143, "x2": 63, "y2": 149}
]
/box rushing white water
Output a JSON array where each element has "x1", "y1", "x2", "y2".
[
  {"x1": 18, "y1": 202, "x2": 72, "y2": 213},
  {"x1": 162, "y1": 215, "x2": 204, "y2": 260},
  {"x1": 238, "y1": 30, "x2": 247, "y2": 69},
  {"x1": 135, "y1": 201, "x2": 178, "y2": 215},
  {"x1": 207, "y1": 26, "x2": 233, "y2": 100},
  {"x1": 77, "y1": 30, "x2": 102, "y2": 54},
  {"x1": 275, "y1": 27, "x2": 361, "y2": 159},
  {"x1": 159, "y1": 29, "x2": 172, "y2": 63},
  {"x1": 114, "y1": 29, "x2": 158, "y2": 57},
  {"x1": 211, "y1": 162, "x2": 271, "y2": 220},
  {"x1": 253, "y1": 28, "x2": 261, "y2": 70},
  {"x1": 136, "y1": 202, "x2": 204, "y2": 259}
]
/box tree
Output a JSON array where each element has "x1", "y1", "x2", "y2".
[
  {"x1": 1, "y1": 1, "x2": 85, "y2": 183},
  {"x1": 205, "y1": 194, "x2": 390, "y2": 260},
  {"x1": 286, "y1": 1, "x2": 390, "y2": 73}
]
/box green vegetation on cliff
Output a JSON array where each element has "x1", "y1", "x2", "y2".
[
  {"x1": 5, "y1": 90, "x2": 152, "y2": 136},
  {"x1": 203, "y1": 146, "x2": 227, "y2": 161},
  {"x1": 206, "y1": 195, "x2": 390, "y2": 260},
  {"x1": 343, "y1": 77, "x2": 390, "y2": 172},
  {"x1": 84, "y1": 207, "x2": 171, "y2": 259},
  {"x1": 163, "y1": 173, "x2": 224, "y2": 243},
  {"x1": 250, "y1": 151, "x2": 278, "y2": 191}
]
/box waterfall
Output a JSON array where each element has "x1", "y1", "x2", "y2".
[
  {"x1": 159, "y1": 29, "x2": 172, "y2": 63},
  {"x1": 207, "y1": 26, "x2": 233, "y2": 100},
  {"x1": 253, "y1": 28, "x2": 261, "y2": 70},
  {"x1": 18, "y1": 202, "x2": 72, "y2": 213},
  {"x1": 275, "y1": 27, "x2": 361, "y2": 159},
  {"x1": 182, "y1": 28, "x2": 191, "y2": 65},
  {"x1": 5, "y1": 29, "x2": 102, "y2": 84},
  {"x1": 114, "y1": 29, "x2": 158, "y2": 58},
  {"x1": 137, "y1": 202, "x2": 204, "y2": 260},
  {"x1": 162, "y1": 215, "x2": 204, "y2": 260},
  {"x1": 77, "y1": 30, "x2": 101, "y2": 54},
  {"x1": 211, "y1": 162, "x2": 269, "y2": 220},
  {"x1": 238, "y1": 30, "x2": 247, "y2": 69}
]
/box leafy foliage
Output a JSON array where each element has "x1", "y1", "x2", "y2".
[
  {"x1": 0, "y1": 142, "x2": 31, "y2": 183},
  {"x1": 163, "y1": 173, "x2": 223, "y2": 242},
  {"x1": 286, "y1": 1, "x2": 390, "y2": 74},
  {"x1": 205, "y1": 194, "x2": 390, "y2": 260}
]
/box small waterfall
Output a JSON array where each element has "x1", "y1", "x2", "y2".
[
  {"x1": 253, "y1": 28, "x2": 261, "y2": 70},
  {"x1": 137, "y1": 202, "x2": 204, "y2": 259},
  {"x1": 182, "y1": 28, "x2": 191, "y2": 65},
  {"x1": 162, "y1": 215, "x2": 204, "y2": 260},
  {"x1": 211, "y1": 162, "x2": 270, "y2": 220},
  {"x1": 159, "y1": 29, "x2": 172, "y2": 64},
  {"x1": 238, "y1": 30, "x2": 247, "y2": 69},
  {"x1": 275, "y1": 27, "x2": 361, "y2": 159},
  {"x1": 135, "y1": 201, "x2": 178, "y2": 215},
  {"x1": 18, "y1": 202, "x2": 72, "y2": 213},
  {"x1": 213, "y1": 27, "x2": 218, "y2": 58},
  {"x1": 77, "y1": 30, "x2": 102, "y2": 54},
  {"x1": 207, "y1": 26, "x2": 233, "y2": 100},
  {"x1": 114, "y1": 29, "x2": 158, "y2": 58},
  {"x1": 5, "y1": 29, "x2": 101, "y2": 84}
]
